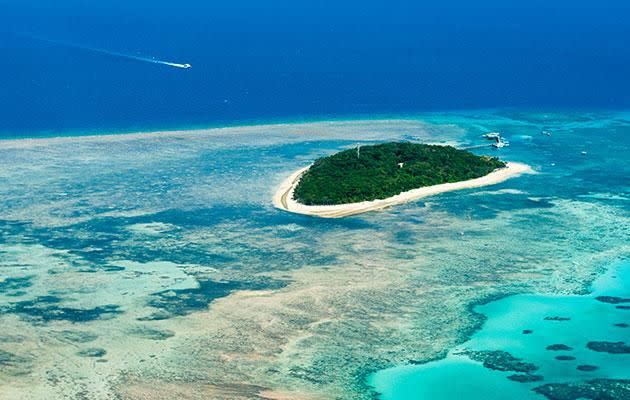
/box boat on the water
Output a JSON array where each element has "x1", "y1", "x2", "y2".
[
  {"x1": 483, "y1": 132, "x2": 502, "y2": 139},
  {"x1": 492, "y1": 138, "x2": 509, "y2": 148},
  {"x1": 483, "y1": 132, "x2": 509, "y2": 148}
]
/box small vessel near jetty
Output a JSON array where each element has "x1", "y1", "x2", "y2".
[
  {"x1": 482, "y1": 132, "x2": 502, "y2": 140},
  {"x1": 492, "y1": 138, "x2": 509, "y2": 148},
  {"x1": 482, "y1": 132, "x2": 509, "y2": 148}
]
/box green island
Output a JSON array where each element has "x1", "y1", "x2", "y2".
[{"x1": 293, "y1": 142, "x2": 506, "y2": 205}]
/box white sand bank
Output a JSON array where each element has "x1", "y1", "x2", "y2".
[{"x1": 273, "y1": 162, "x2": 532, "y2": 218}]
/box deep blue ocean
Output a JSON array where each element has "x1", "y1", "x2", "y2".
[{"x1": 1, "y1": 0, "x2": 630, "y2": 137}]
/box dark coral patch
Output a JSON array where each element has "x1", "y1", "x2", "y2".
[
  {"x1": 587, "y1": 341, "x2": 630, "y2": 354},
  {"x1": 77, "y1": 265, "x2": 126, "y2": 273},
  {"x1": 595, "y1": 296, "x2": 630, "y2": 304},
  {"x1": 0, "y1": 349, "x2": 32, "y2": 376},
  {"x1": 508, "y1": 374, "x2": 544, "y2": 383},
  {"x1": 546, "y1": 344, "x2": 573, "y2": 351},
  {"x1": 533, "y1": 379, "x2": 630, "y2": 400},
  {"x1": 544, "y1": 316, "x2": 571, "y2": 321},
  {"x1": 77, "y1": 348, "x2": 106, "y2": 357},
  {"x1": 577, "y1": 365, "x2": 599, "y2": 372},
  {"x1": 0, "y1": 276, "x2": 33, "y2": 293},
  {"x1": 146, "y1": 278, "x2": 285, "y2": 319},
  {"x1": 137, "y1": 310, "x2": 171, "y2": 321},
  {"x1": 148, "y1": 281, "x2": 239, "y2": 317},
  {"x1": 2, "y1": 296, "x2": 122, "y2": 323},
  {"x1": 128, "y1": 326, "x2": 175, "y2": 340},
  {"x1": 53, "y1": 330, "x2": 98, "y2": 343},
  {"x1": 614, "y1": 323, "x2": 629, "y2": 328},
  {"x1": 0, "y1": 349, "x2": 27, "y2": 366},
  {"x1": 5, "y1": 291, "x2": 27, "y2": 297},
  {"x1": 522, "y1": 329, "x2": 534, "y2": 334},
  {"x1": 555, "y1": 355, "x2": 576, "y2": 361},
  {"x1": 459, "y1": 350, "x2": 538, "y2": 373}
]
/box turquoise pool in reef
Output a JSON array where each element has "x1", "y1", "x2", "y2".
[{"x1": 370, "y1": 260, "x2": 630, "y2": 400}]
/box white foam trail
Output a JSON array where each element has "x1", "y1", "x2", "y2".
[{"x1": 29, "y1": 36, "x2": 191, "y2": 69}]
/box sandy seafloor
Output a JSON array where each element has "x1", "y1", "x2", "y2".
[{"x1": 0, "y1": 111, "x2": 628, "y2": 399}]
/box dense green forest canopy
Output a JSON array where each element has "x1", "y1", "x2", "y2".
[{"x1": 293, "y1": 142, "x2": 506, "y2": 205}]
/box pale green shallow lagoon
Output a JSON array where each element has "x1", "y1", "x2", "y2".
[{"x1": 0, "y1": 111, "x2": 628, "y2": 399}]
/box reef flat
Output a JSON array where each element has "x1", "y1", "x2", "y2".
[{"x1": 0, "y1": 112, "x2": 629, "y2": 399}]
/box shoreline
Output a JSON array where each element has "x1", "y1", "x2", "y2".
[{"x1": 273, "y1": 162, "x2": 533, "y2": 218}]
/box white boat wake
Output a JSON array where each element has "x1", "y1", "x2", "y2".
[{"x1": 28, "y1": 35, "x2": 191, "y2": 69}]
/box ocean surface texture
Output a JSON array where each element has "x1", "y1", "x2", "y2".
[
  {"x1": 0, "y1": 111, "x2": 629, "y2": 399},
  {"x1": 2, "y1": 1, "x2": 630, "y2": 137}
]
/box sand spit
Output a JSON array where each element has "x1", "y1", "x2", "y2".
[{"x1": 273, "y1": 162, "x2": 532, "y2": 218}]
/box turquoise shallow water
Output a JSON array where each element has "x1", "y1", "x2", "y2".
[
  {"x1": 370, "y1": 260, "x2": 630, "y2": 399},
  {"x1": 0, "y1": 111, "x2": 628, "y2": 399}
]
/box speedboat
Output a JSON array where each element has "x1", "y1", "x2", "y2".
[{"x1": 182, "y1": 63, "x2": 192, "y2": 69}]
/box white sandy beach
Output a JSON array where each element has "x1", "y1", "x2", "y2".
[{"x1": 273, "y1": 162, "x2": 532, "y2": 218}]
